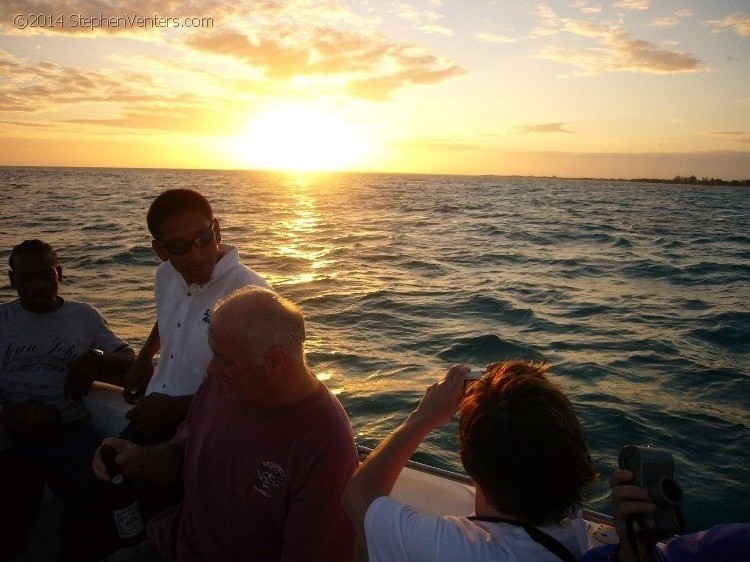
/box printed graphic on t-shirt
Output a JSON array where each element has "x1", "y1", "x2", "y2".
[
  {"x1": 2, "y1": 336, "x2": 77, "y2": 371},
  {"x1": 252, "y1": 460, "x2": 287, "y2": 498}
]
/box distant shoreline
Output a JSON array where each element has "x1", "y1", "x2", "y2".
[
  {"x1": 551, "y1": 175, "x2": 750, "y2": 187},
  {"x1": 1, "y1": 165, "x2": 749, "y2": 186}
]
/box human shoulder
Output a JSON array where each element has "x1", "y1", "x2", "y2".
[
  {"x1": 58, "y1": 299, "x2": 108, "y2": 319},
  {"x1": 215, "y1": 244, "x2": 270, "y2": 289},
  {"x1": 364, "y1": 496, "x2": 487, "y2": 561},
  {"x1": 300, "y1": 384, "x2": 352, "y2": 435}
]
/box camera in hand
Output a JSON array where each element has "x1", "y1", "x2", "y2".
[
  {"x1": 618, "y1": 445, "x2": 685, "y2": 541},
  {"x1": 463, "y1": 369, "x2": 485, "y2": 395}
]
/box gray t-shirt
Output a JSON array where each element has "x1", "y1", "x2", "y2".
[{"x1": 0, "y1": 298, "x2": 132, "y2": 423}]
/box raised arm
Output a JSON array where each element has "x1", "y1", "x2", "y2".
[{"x1": 341, "y1": 364, "x2": 469, "y2": 537}]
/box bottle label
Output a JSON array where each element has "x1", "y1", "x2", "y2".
[{"x1": 113, "y1": 502, "x2": 144, "y2": 539}]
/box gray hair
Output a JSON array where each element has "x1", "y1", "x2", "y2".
[{"x1": 214, "y1": 287, "x2": 306, "y2": 365}]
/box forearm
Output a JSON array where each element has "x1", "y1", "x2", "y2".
[
  {"x1": 97, "y1": 348, "x2": 137, "y2": 381},
  {"x1": 144, "y1": 322, "x2": 161, "y2": 354},
  {"x1": 342, "y1": 413, "x2": 432, "y2": 530},
  {"x1": 122, "y1": 322, "x2": 160, "y2": 393},
  {"x1": 135, "y1": 322, "x2": 161, "y2": 365}
]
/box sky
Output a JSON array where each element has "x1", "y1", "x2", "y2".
[{"x1": 1, "y1": 0, "x2": 749, "y2": 178}]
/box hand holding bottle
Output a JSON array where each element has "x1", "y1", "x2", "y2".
[
  {"x1": 93, "y1": 438, "x2": 142, "y2": 481},
  {"x1": 100, "y1": 443, "x2": 146, "y2": 546}
]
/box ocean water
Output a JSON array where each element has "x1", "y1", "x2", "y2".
[{"x1": 1, "y1": 166, "x2": 748, "y2": 531}]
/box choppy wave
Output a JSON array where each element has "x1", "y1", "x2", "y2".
[{"x1": 1, "y1": 167, "x2": 748, "y2": 530}]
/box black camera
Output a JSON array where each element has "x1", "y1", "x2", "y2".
[{"x1": 618, "y1": 445, "x2": 685, "y2": 540}]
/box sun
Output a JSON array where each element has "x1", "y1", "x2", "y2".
[{"x1": 231, "y1": 103, "x2": 372, "y2": 172}]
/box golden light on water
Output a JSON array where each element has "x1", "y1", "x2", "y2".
[
  {"x1": 274, "y1": 188, "x2": 339, "y2": 287},
  {"x1": 232, "y1": 102, "x2": 372, "y2": 172}
]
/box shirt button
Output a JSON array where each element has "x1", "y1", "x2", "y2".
[
  {"x1": 187, "y1": 292, "x2": 192, "y2": 297},
  {"x1": 162, "y1": 384, "x2": 166, "y2": 388},
  {"x1": 177, "y1": 323, "x2": 181, "y2": 327},
  {"x1": 170, "y1": 354, "x2": 174, "y2": 359}
]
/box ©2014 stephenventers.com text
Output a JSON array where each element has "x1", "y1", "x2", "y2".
[{"x1": 12, "y1": 13, "x2": 214, "y2": 30}]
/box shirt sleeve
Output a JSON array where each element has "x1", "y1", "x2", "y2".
[{"x1": 88, "y1": 305, "x2": 133, "y2": 353}]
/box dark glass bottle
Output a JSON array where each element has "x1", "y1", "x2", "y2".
[{"x1": 100, "y1": 444, "x2": 146, "y2": 547}]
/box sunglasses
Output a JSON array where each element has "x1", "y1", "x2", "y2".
[{"x1": 160, "y1": 220, "x2": 217, "y2": 255}]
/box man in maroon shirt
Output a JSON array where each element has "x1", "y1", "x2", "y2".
[{"x1": 93, "y1": 287, "x2": 358, "y2": 561}]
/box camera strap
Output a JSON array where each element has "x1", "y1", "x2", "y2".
[{"x1": 467, "y1": 516, "x2": 578, "y2": 562}]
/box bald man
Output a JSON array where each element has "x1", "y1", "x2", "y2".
[{"x1": 92, "y1": 287, "x2": 358, "y2": 562}]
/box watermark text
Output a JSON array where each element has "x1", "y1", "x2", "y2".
[{"x1": 12, "y1": 13, "x2": 214, "y2": 30}]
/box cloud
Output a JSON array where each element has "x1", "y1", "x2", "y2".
[
  {"x1": 389, "y1": 2, "x2": 452, "y2": 33},
  {"x1": 184, "y1": 31, "x2": 310, "y2": 79},
  {"x1": 570, "y1": 1, "x2": 603, "y2": 16},
  {"x1": 348, "y1": 50, "x2": 466, "y2": 101},
  {"x1": 2, "y1": 1, "x2": 466, "y2": 114},
  {"x1": 417, "y1": 24, "x2": 453, "y2": 36},
  {"x1": 532, "y1": 10, "x2": 704, "y2": 75},
  {"x1": 646, "y1": 17, "x2": 679, "y2": 28},
  {"x1": 0, "y1": 49, "x2": 248, "y2": 135},
  {"x1": 519, "y1": 123, "x2": 572, "y2": 134},
  {"x1": 613, "y1": 0, "x2": 648, "y2": 11},
  {"x1": 0, "y1": 120, "x2": 56, "y2": 129},
  {"x1": 705, "y1": 13, "x2": 750, "y2": 37},
  {"x1": 475, "y1": 32, "x2": 516, "y2": 44},
  {"x1": 183, "y1": 25, "x2": 465, "y2": 100},
  {"x1": 0, "y1": 50, "x2": 156, "y2": 112},
  {"x1": 706, "y1": 131, "x2": 750, "y2": 144}
]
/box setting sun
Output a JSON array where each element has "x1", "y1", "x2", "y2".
[{"x1": 231, "y1": 103, "x2": 372, "y2": 172}]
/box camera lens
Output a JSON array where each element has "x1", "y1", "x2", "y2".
[{"x1": 648, "y1": 475, "x2": 683, "y2": 507}]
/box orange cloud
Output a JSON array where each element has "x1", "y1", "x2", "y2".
[
  {"x1": 706, "y1": 13, "x2": 750, "y2": 37},
  {"x1": 184, "y1": 26, "x2": 465, "y2": 100},
  {"x1": 519, "y1": 123, "x2": 573, "y2": 134}
]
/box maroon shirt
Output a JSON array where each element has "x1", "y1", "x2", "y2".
[{"x1": 148, "y1": 375, "x2": 358, "y2": 561}]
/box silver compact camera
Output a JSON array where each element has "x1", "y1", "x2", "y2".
[
  {"x1": 463, "y1": 369, "x2": 485, "y2": 395},
  {"x1": 618, "y1": 445, "x2": 685, "y2": 540}
]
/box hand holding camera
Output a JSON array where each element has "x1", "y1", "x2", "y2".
[{"x1": 612, "y1": 446, "x2": 685, "y2": 562}]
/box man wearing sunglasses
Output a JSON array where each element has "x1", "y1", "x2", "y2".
[
  {"x1": 123, "y1": 188, "x2": 270, "y2": 443},
  {"x1": 60, "y1": 188, "x2": 270, "y2": 561}
]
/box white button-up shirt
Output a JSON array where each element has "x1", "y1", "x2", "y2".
[{"x1": 145, "y1": 244, "x2": 269, "y2": 397}]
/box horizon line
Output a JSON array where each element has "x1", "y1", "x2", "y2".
[{"x1": 2, "y1": 164, "x2": 749, "y2": 184}]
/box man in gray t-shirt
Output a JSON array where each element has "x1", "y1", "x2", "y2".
[{"x1": 0, "y1": 239, "x2": 135, "y2": 557}]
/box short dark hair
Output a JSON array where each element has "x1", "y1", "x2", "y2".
[
  {"x1": 146, "y1": 189, "x2": 214, "y2": 239},
  {"x1": 459, "y1": 361, "x2": 597, "y2": 525},
  {"x1": 9, "y1": 239, "x2": 58, "y2": 269}
]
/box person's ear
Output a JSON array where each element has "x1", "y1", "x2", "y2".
[
  {"x1": 8, "y1": 270, "x2": 15, "y2": 289},
  {"x1": 213, "y1": 219, "x2": 221, "y2": 245},
  {"x1": 152, "y1": 239, "x2": 169, "y2": 262},
  {"x1": 265, "y1": 347, "x2": 286, "y2": 372},
  {"x1": 56, "y1": 265, "x2": 63, "y2": 281}
]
